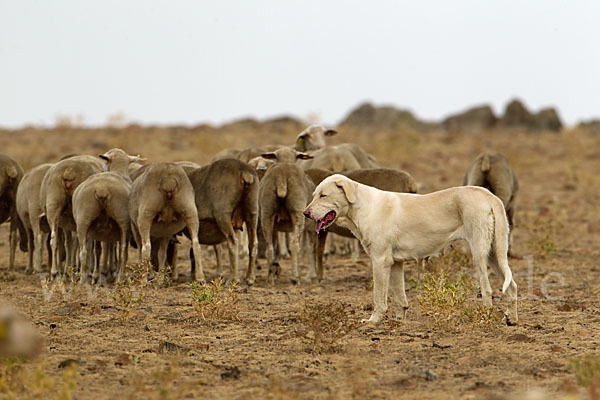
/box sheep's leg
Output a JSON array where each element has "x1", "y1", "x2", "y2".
[
  {"x1": 277, "y1": 232, "x2": 289, "y2": 259},
  {"x1": 77, "y1": 224, "x2": 90, "y2": 284},
  {"x1": 216, "y1": 214, "x2": 238, "y2": 284},
  {"x1": 262, "y1": 214, "x2": 277, "y2": 285},
  {"x1": 157, "y1": 238, "x2": 168, "y2": 271},
  {"x1": 31, "y1": 217, "x2": 45, "y2": 273},
  {"x1": 214, "y1": 244, "x2": 225, "y2": 277},
  {"x1": 244, "y1": 211, "x2": 258, "y2": 286},
  {"x1": 48, "y1": 211, "x2": 61, "y2": 278},
  {"x1": 8, "y1": 217, "x2": 18, "y2": 270},
  {"x1": 182, "y1": 212, "x2": 203, "y2": 283},
  {"x1": 88, "y1": 241, "x2": 97, "y2": 284},
  {"x1": 351, "y1": 239, "x2": 361, "y2": 262},
  {"x1": 169, "y1": 241, "x2": 177, "y2": 280},
  {"x1": 25, "y1": 229, "x2": 34, "y2": 274},
  {"x1": 289, "y1": 212, "x2": 303, "y2": 285},
  {"x1": 137, "y1": 214, "x2": 153, "y2": 265}
]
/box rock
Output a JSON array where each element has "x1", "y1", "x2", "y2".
[
  {"x1": 550, "y1": 345, "x2": 563, "y2": 353},
  {"x1": 535, "y1": 108, "x2": 562, "y2": 132},
  {"x1": 507, "y1": 334, "x2": 535, "y2": 343},
  {"x1": 442, "y1": 105, "x2": 497, "y2": 133},
  {"x1": 58, "y1": 358, "x2": 85, "y2": 368},
  {"x1": 498, "y1": 99, "x2": 537, "y2": 130},
  {"x1": 578, "y1": 119, "x2": 600, "y2": 133},
  {"x1": 158, "y1": 340, "x2": 190, "y2": 354},
  {"x1": 557, "y1": 301, "x2": 585, "y2": 312},
  {"x1": 432, "y1": 340, "x2": 452, "y2": 349},
  {"x1": 53, "y1": 302, "x2": 82, "y2": 316},
  {"x1": 411, "y1": 367, "x2": 438, "y2": 381},
  {"x1": 114, "y1": 353, "x2": 133, "y2": 367},
  {"x1": 221, "y1": 366, "x2": 241, "y2": 380},
  {"x1": 340, "y1": 102, "x2": 438, "y2": 132}
]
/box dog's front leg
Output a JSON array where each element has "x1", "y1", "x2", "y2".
[{"x1": 363, "y1": 253, "x2": 393, "y2": 324}]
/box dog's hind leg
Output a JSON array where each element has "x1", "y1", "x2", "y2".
[{"x1": 389, "y1": 261, "x2": 409, "y2": 320}]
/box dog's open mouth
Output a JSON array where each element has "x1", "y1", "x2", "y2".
[{"x1": 315, "y1": 210, "x2": 336, "y2": 233}]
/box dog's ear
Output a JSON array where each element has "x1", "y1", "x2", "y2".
[{"x1": 335, "y1": 177, "x2": 357, "y2": 204}]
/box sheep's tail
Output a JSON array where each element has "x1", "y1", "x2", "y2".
[
  {"x1": 94, "y1": 187, "x2": 109, "y2": 207},
  {"x1": 490, "y1": 197, "x2": 512, "y2": 293},
  {"x1": 480, "y1": 153, "x2": 491, "y2": 173},
  {"x1": 276, "y1": 175, "x2": 287, "y2": 198},
  {"x1": 240, "y1": 170, "x2": 254, "y2": 186}
]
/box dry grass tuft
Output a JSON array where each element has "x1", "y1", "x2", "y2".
[
  {"x1": 190, "y1": 278, "x2": 240, "y2": 321},
  {"x1": 297, "y1": 300, "x2": 358, "y2": 353}
]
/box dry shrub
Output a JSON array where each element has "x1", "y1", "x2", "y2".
[
  {"x1": 110, "y1": 263, "x2": 149, "y2": 320},
  {"x1": 0, "y1": 358, "x2": 78, "y2": 400},
  {"x1": 190, "y1": 278, "x2": 240, "y2": 321},
  {"x1": 297, "y1": 300, "x2": 358, "y2": 353},
  {"x1": 417, "y1": 251, "x2": 500, "y2": 331},
  {"x1": 569, "y1": 354, "x2": 600, "y2": 387},
  {"x1": 523, "y1": 213, "x2": 563, "y2": 257}
]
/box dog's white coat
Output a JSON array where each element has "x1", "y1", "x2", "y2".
[{"x1": 304, "y1": 174, "x2": 518, "y2": 324}]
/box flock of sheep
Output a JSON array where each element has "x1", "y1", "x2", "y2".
[{"x1": 0, "y1": 125, "x2": 519, "y2": 303}]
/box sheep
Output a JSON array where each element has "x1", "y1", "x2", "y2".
[
  {"x1": 0, "y1": 154, "x2": 26, "y2": 270},
  {"x1": 293, "y1": 124, "x2": 380, "y2": 169},
  {"x1": 304, "y1": 167, "x2": 419, "y2": 281},
  {"x1": 40, "y1": 155, "x2": 104, "y2": 277},
  {"x1": 211, "y1": 145, "x2": 282, "y2": 164},
  {"x1": 129, "y1": 160, "x2": 199, "y2": 182},
  {"x1": 72, "y1": 149, "x2": 146, "y2": 283},
  {"x1": 16, "y1": 163, "x2": 53, "y2": 273},
  {"x1": 463, "y1": 151, "x2": 520, "y2": 258},
  {"x1": 182, "y1": 158, "x2": 259, "y2": 284},
  {"x1": 129, "y1": 162, "x2": 203, "y2": 281},
  {"x1": 258, "y1": 147, "x2": 317, "y2": 284}
]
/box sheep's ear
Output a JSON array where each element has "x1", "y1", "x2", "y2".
[
  {"x1": 324, "y1": 129, "x2": 337, "y2": 137},
  {"x1": 261, "y1": 153, "x2": 278, "y2": 160},
  {"x1": 5, "y1": 166, "x2": 18, "y2": 179},
  {"x1": 99, "y1": 155, "x2": 109, "y2": 161},
  {"x1": 335, "y1": 177, "x2": 357, "y2": 204},
  {"x1": 296, "y1": 135, "x2": 307, "y2": 145},
  {"x1": 296, "y1": 152, "x2": 313, "y2": 160},
  {"x1": 129, "y1": 155, "x2": 147, "y2": 163}
]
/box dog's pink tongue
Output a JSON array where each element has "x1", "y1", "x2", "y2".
[{"x1": 315, "y1": 220, "x2": 324, "y2": 233}]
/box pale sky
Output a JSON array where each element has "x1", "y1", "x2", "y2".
[{"x1": 1, "y1": 0, "x2": 599, "y2": 128}]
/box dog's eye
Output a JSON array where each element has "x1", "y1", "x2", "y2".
[{"x1": 320, "y1": 194, "x2": 326, "y2": 198}]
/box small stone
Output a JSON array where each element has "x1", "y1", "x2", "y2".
[
  {"x1": 221, "y1": 366, "x2": 241, "y2": 380},
  {"x1": 58, "y1": 358, "x2": 85, "y2": 368},
  {"x1": 507, "y1": 334, "x2": 534, "y2": 343}
]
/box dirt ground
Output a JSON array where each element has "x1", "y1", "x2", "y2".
[{"x1": 0, "y1": 124, "x2": 599, "y2": 399}]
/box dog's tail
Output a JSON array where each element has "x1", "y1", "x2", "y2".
[
  {"x1": 491, "y1": 196, "x2": 512, "y2": 293},
  {"x1": 276, "y1": 175, "x2": 287, "y2": 198},
  {"x1": 480, "y1": 153, "x2": 491, "y2": 173}
]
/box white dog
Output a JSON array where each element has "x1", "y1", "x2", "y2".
[{"x1": 304, "y1": 174, "x2": 518, "y2": 325}]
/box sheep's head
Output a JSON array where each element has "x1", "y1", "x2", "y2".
[
  {"x1": 100, "y1": 148, "x2": 147, "y2": 172},
  {"x1": 261, "y1": 147, "x2": 313, "y2": 164},
  {"x1": 294, "y1": 125, "x2": 337, "y2": 152},
  {"x1": 159, "y1": 176, "x2": 179, "y2": 200},
  {"x1": 248, "y1": 156, "x2": 276, "y2": 180},
  {"x1": 0, "y1": 165, "x2": 18, "y2": 191}
]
